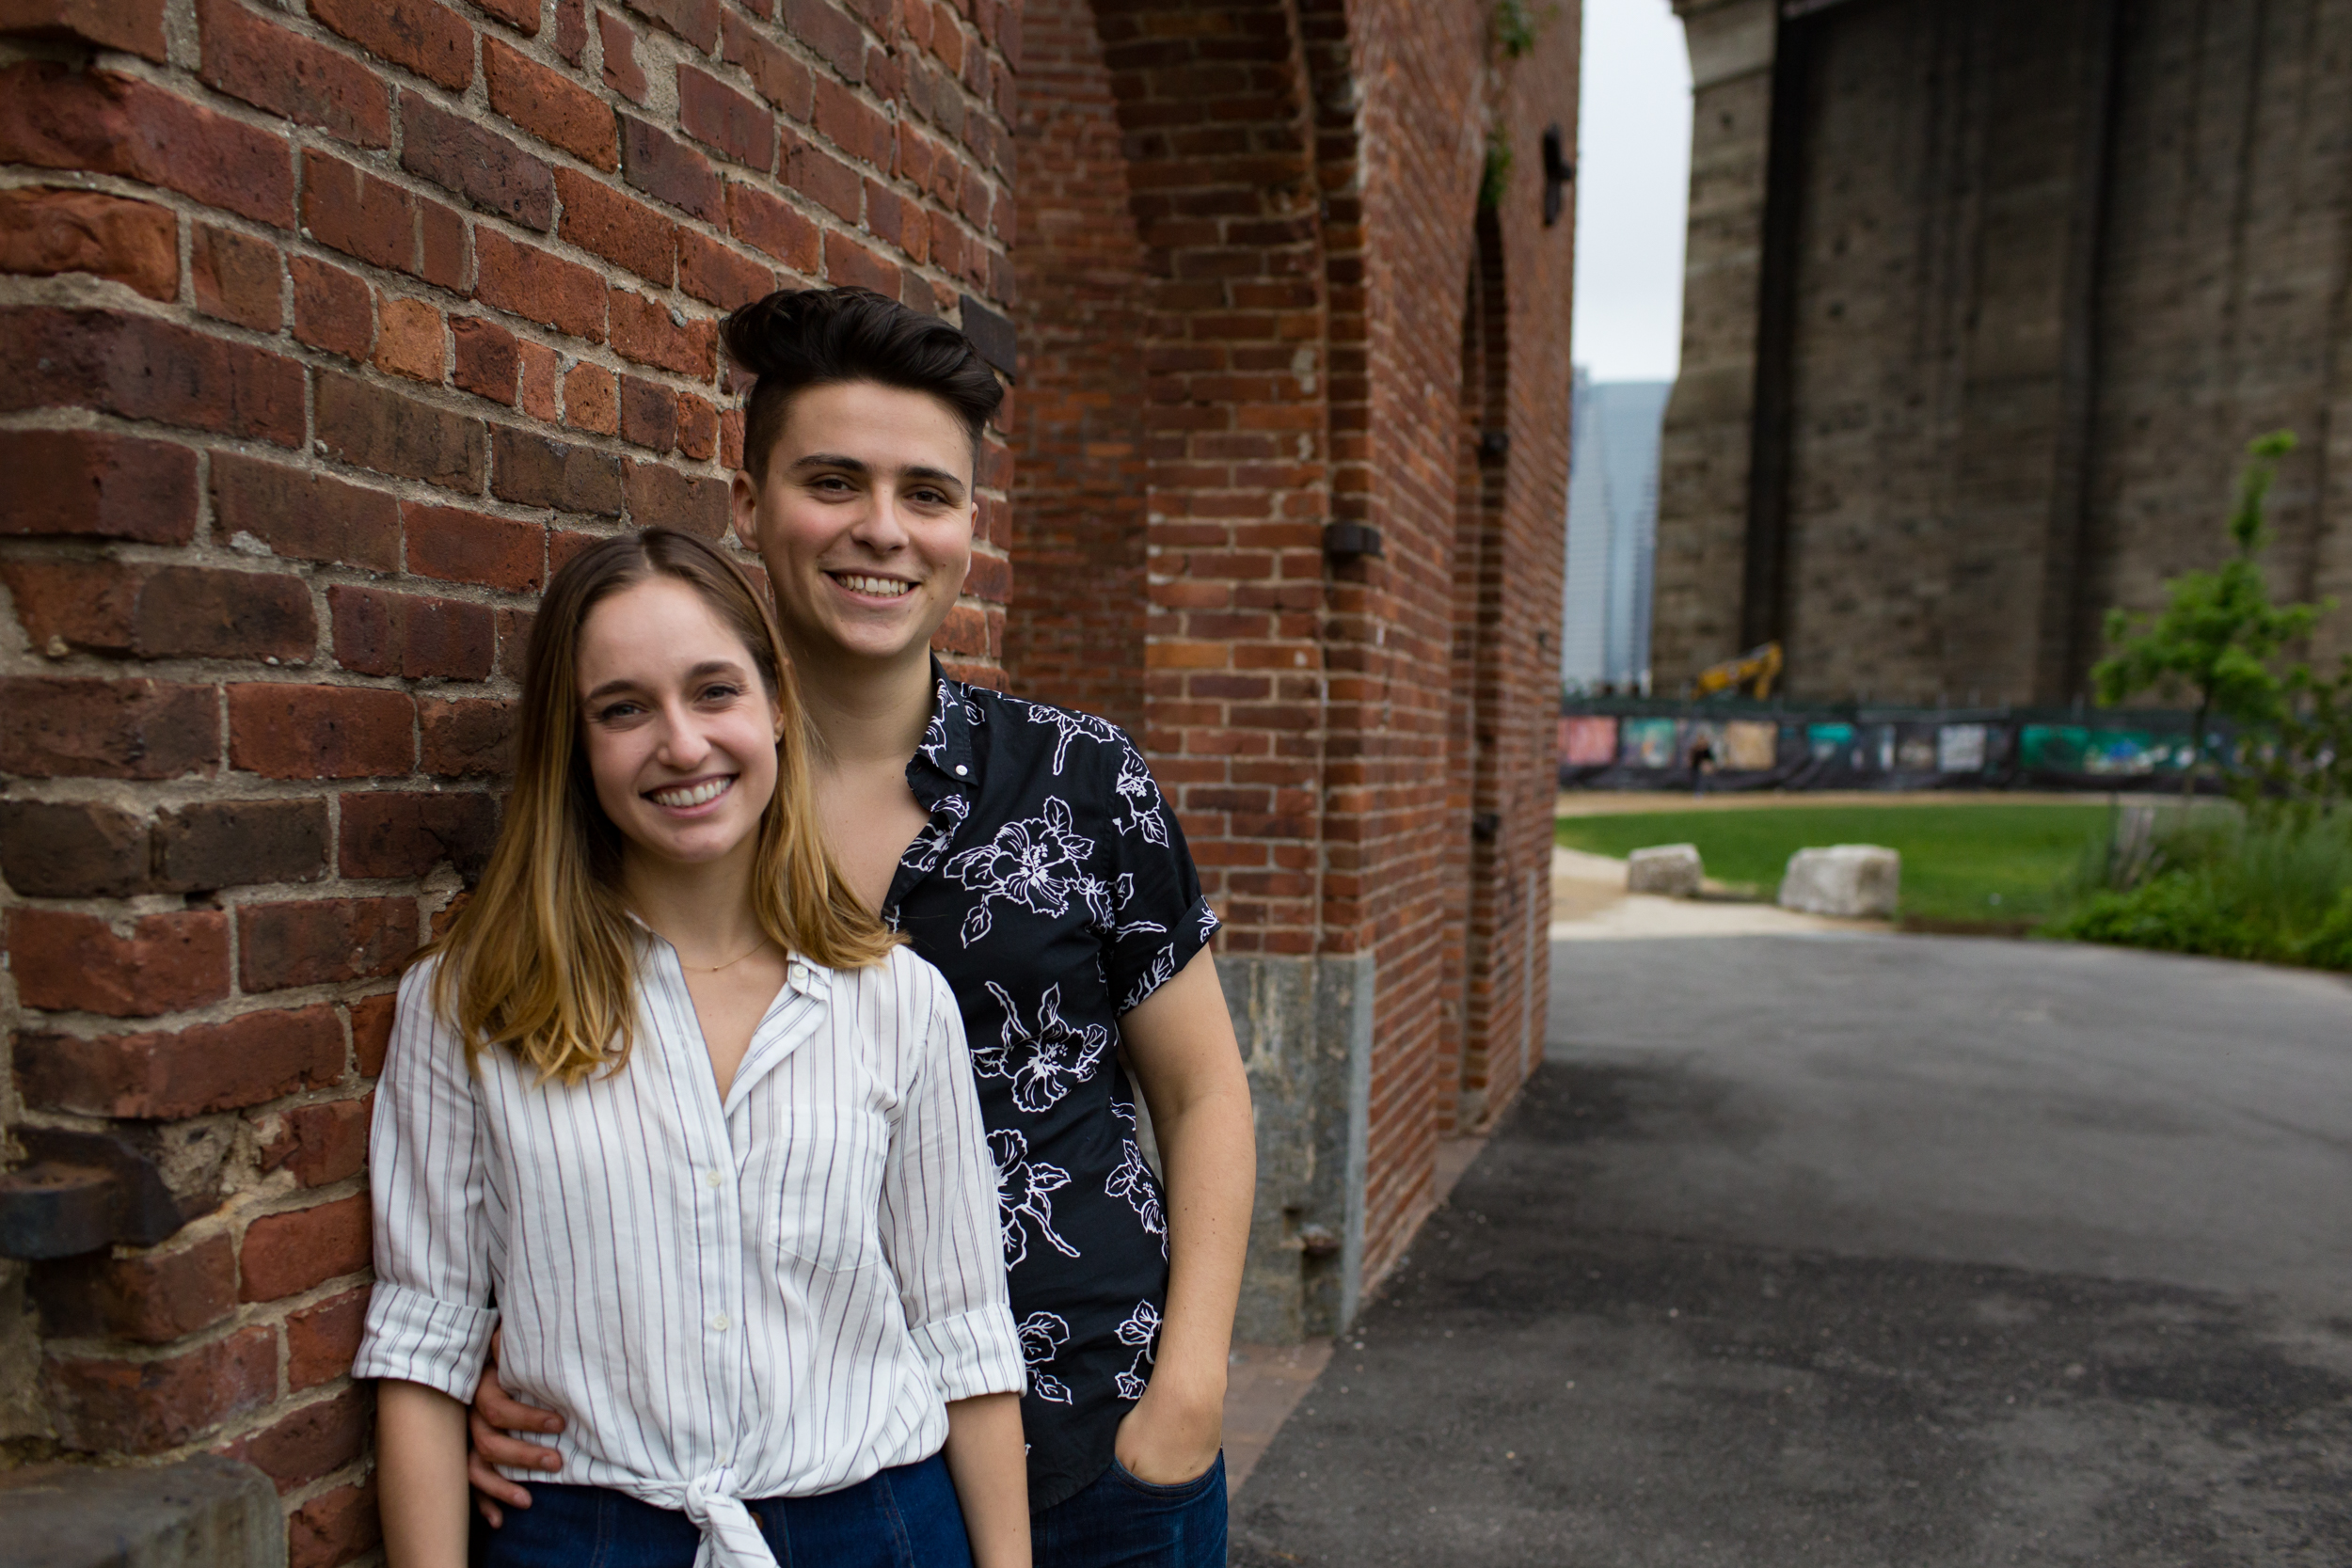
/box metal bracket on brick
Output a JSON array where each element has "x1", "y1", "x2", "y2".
[
  {"x1": 1323, "y1": 522, "x2": 1384, "y2": 562},
  {"x1": 1541, "y1": 123, "x2": 1574, "y2": 227},
  {"x1": 0, "y1": 1128, "x2": 208, "y2": 1260},
  {"x1": 957, "y1": 293, "x2": 1019, "y2": 382}
]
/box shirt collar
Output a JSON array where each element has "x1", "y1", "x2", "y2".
[
  {"x1": 908, "y1": 656, "x2": 978, "y2": 802},
  {"x1": 623, "y1": 911, "x2": 823, "y2": 999}
]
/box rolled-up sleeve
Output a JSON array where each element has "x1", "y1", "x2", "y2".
[
  {"x1": 879, "y1": 955, "x2": 1026, "y2": 1404},
  {"x1": 1099, "y1": 736, "x2": 1219, "y2": 1016},
  {"x1": 352, "y1": 959, "x2": 498, "y2": 1402}
]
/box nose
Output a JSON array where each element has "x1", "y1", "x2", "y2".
[
  {"x1": 847, "y1": 483, "x2": 913, "y2": 553},
  {"x1": 650, "y1": 695, "x2": 712, "y2": 771}
]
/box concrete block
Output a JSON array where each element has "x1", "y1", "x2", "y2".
[
  {"x1": 1778, "y1": 845, "x2": 1900, "y2": 918},
  {"x1": 1222, "y1": 949, "x2": 1373, "y2": 1342},
  {"x1": 4, "y1": 1455, "x2": 283, "y2": 1568},
  {"x1": 1627, "y1": 844, "x2": 1705, "y2": 896}
]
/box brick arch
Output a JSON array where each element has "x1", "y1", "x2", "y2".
[
  {"x1": 1005, "y1": 0, "x2": 1154, "y2": 735},
  {"x1": 1442, "y1": 204, "x2": 1515, "y2": 1134},
  {"x1": 1097, "y1": 0, "x2": 1338, "y2": 955},
  {"x1": 1010, "y1": 0, "x2": 1345, "y2": 955},
  {"x1": 1009, "y1": 0, "x2": 1572, "y2": 1336}
]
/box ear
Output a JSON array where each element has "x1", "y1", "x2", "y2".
[{"x1": 731, "y1": 469, "x2": 760, "y2": 550}]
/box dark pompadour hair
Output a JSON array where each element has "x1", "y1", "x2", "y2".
[{"x1": 721, "y1": 287, "x2": 1005, "y2": 479}]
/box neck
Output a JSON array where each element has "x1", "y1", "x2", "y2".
[
  {"x1": 788, "y1": 635, "x2": 937, "y2": 772},
  {"x1": 621, "y1": 838, "x2": 765, "y2": 964}
]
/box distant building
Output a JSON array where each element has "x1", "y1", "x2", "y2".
[
  {"x1": 1563, "y1": 373, "x2": 1670, "y2": 691},
  {"x1": 1661, "y1": 0, "x2": 2352, "y2": 704}
]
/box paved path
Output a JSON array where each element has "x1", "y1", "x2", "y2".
[
  {"x1": 1231, "y1": 934, "x2": 2352, "y2": 1565},
  {"x1": 1548, "y1": 846, "x2": 1886, "y2": 940}
]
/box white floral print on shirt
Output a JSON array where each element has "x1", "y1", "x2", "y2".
[
  {"x1": 991, "y1": 1127, "x2": 1080, "y2": 1267},
  {"x1": 1113, "y1": 1299, "x2": 1160, "y2": 1401},
  {"x1": 977, "y1": 981, "x2": 1110, "y2": 1113},
  {"x1": 943, "y1": 796, "x2": 1097, "y2": 946},
  {"x1": 1017, "y1": 1311, "x2": 1074, "y2": 1405}
]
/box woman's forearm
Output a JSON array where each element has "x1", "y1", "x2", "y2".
[
  {"x1": 942, "y1": 1391, "x2": 1030, "y2": 1568},
  {"x1": 378, "y1": 1380, "x2": 472, "y2": 1568}
]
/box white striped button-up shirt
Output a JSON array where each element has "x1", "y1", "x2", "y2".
[{"x1": 354, "y1": 938, "x2": 1025, "y2": 1568}]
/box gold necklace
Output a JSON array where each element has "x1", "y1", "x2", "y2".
[{"x1": 678, "y1": 937, "x2": 772, "y2": 974}]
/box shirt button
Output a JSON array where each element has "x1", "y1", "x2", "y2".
[
  {"x1": 711, "y1": 1312, "x2": 731, "y2": 1332},
  {"x1": 705, "y1": 1169, "x2": 724, "y2": 1190},
  {"x1": 953, "y1": 764, "x2": 968, "y2": 776}
]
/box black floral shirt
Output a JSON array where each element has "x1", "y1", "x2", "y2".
[{"x1": 882, "y1": 665, "x2": 1221, "y2": 1512}]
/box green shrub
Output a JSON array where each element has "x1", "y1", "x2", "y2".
[
  {"x1": 2296, "y1": 889, "x2": 2352, "y2": 970},
  {"x1": 2046, "y1": 804, "x2": 2352, "y2": 969},
  {"x1": 2054, "y1": 878, "x2": 2255, "y2": 958}
]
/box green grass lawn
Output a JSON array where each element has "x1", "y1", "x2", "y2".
[{"x1": 1555, "y1": 802, "x2": 2116, "y2": 925}]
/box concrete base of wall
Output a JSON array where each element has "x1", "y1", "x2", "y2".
[
  {"x1": 1222, "y1": 951, "x2": 1375, "y2": 1343},
  {"x1": 6, "y1": 1456, "x2": 282, "y2": 1568}
]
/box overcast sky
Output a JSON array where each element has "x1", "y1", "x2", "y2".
[{"x1": 1572, "y1": 0, "x2": 1692, "y2": 384}]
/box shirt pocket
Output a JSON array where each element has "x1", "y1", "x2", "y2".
[{"x1": 763, "y1": 1101, "x2": 890, "y2": 1276}]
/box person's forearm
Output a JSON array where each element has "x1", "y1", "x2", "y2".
[
  {"x1": 1150, "y1": 1075, "x2": 1255, "y2": 1398},
  {"x1": 379, "y1": 1381, "x2": 471, "y2": 1568},
  {"x1": 942, "y1": 1391, "x2": 1030, "y2": 1568}
]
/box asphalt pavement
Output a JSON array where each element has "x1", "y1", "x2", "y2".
[{"x1": 1229, "y1": 933, "x2": 2352, "y2": 1566}]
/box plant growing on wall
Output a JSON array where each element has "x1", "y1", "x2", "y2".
[
  {"x1": 1494, "y1": 0, "x2": 1555, "y2": 58},
  {"x1": 2092, "y1": 431, "x2": 2329, "y2": 799},
  {"x1": 1480, "y1": 133, "x2": 1514, "y2": 209}
]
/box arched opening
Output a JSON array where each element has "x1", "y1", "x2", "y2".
[
  {"x1": 1005, "y1": 0, "x2": 1152, "y2": 732},
  {"x1": 1443, "y1": 204, "x2": 1512, "y2": 1133}
]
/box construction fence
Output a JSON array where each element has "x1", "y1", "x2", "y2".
[{"x1": 1556, "y1": 702, "x2": 2215, "y2": 792}]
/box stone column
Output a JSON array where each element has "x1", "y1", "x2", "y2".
[
  {"x1": 1223, "y1": 952, "x2": 1374, "y2": 1342},
  {"x1": 1653, "y1": 0, "x2": 1780, "y2": 689},
  {"x1": 1939, "y1": 0, "x2": 2121, "y2": 704}
]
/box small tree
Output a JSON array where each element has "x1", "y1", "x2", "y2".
[
  {"x1": 2093, "y1": 431, "x2": 2328, "y2": 799},
  {"x1": 2248, "y1": 655, "x2": 2352, "y2": 815}
]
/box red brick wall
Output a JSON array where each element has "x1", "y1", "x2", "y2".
[
  {"x1": 1002, "y1": 0, "x2": 1147, "y2": 733},
  {"x1": 1342, "y1": 4, "x2": 1480, "y2": 1280},
  {"x1": 1339, "y1": 0, "x2": 1578, "y2": 1285},
  {"x1": 1094, "y1": 0, "x2": 1333, "y2": 959},
  {"x1": 1012, "y1": 0, "x2": 1577, "y2": 1300},
  {"x1": 1483, "y1": 17, "x2": 1578, "y2": 1161},
  {"x1": 0, "y1": 0, "x2": 1012, "y2": 1549}
]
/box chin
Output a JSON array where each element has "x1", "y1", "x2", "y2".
[{"x1": 631, "y1": 814, "x2": 762, "y2": 863}]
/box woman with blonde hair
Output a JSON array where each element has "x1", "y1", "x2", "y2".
[{"x1": 358, "y1": 527, "x2": 1029, "y2": 1568}]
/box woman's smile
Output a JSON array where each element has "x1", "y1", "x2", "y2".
[{"x1": 645, "y1": 774, "x2": 737, "y2": 813}]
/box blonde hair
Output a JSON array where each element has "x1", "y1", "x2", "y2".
[{"x1": 421, "y1": 528, "x2": 896, "y2": 1083}]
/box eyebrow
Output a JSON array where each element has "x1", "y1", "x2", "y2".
[
  {"x1": 581, "y1": 660, "x2": 751, "y2": 705},
  {"x1": 789, "y1": 453, "x2": 969, "y2": 490}
]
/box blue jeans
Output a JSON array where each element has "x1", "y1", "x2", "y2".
[
  {"x1": 477, "y1": 1453, "x2": 973, "y2": 1568},
  {"x1": 1032, "y1": 1452, "x2": 1227, "y2": 1568}
]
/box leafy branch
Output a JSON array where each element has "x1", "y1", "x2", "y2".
[{"x1": 2091, "y1": 431, "x2": 2330, "y2": 799}]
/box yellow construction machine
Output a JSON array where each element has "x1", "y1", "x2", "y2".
[{"x1": 1687, "y1": 641, "x2": 1784, "y2": 700}]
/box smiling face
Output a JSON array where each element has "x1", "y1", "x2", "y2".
[
  {"x1": 731, "y1": 378, "x2": 976, "y2": 673},
  {"x1": 575, "y1": 576, "x2": 784, "y2": 872}
]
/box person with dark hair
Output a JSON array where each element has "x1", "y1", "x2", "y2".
[
  {"x1": 722, "y1": 287, "x2": 1008, "y2": 470},
  {"x1": 468, "y1": 290, "x2": 1256, "y2": 1568}
]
